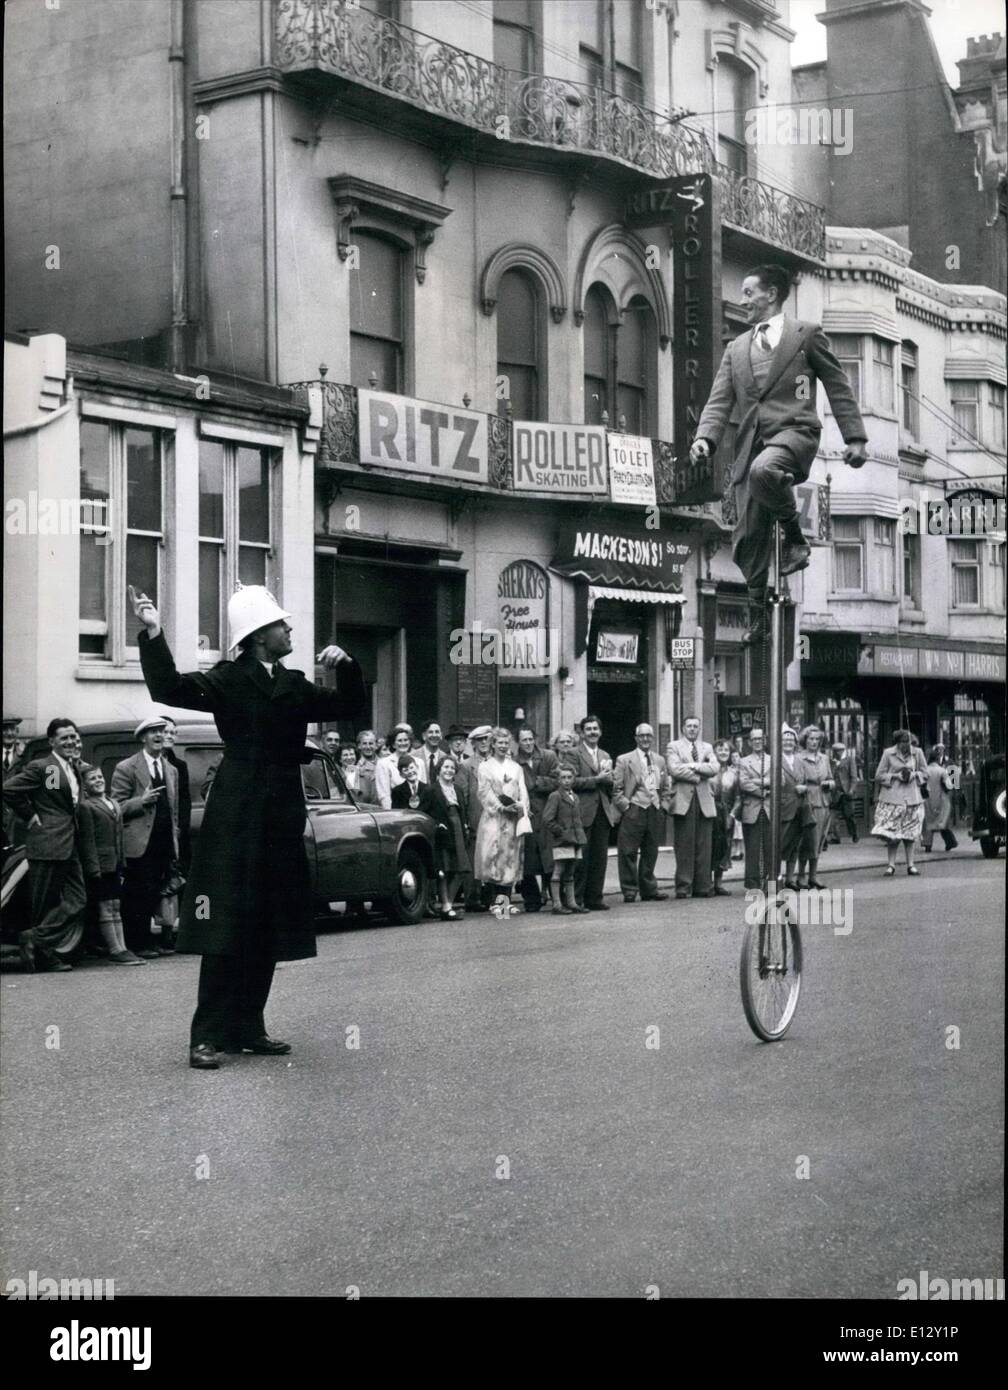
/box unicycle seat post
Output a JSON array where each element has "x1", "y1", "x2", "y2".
[{"x1": 766, "y1": 520, "x2": 786, "y2": 890}]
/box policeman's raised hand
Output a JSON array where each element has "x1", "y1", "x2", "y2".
[
  {"x1": 844, "y1": 441, "x2": 867, "y2": 469},
  {"x1": 689, "y1": 438, "x2": 711, "y2": 466},
  {"x1": 128, "y1": 585, "x2": 161, "y2": 634},
  {"x1": 317, "y1": 644, "x2": 351, "y2": 669}
]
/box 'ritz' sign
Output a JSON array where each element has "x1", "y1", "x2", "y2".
[{"x1": 358, "y1": 390, "x2": 488, "y2": 482}]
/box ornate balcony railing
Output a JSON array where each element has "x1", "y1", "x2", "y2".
[
  {"x1": 275, "y1": 0, "x2": 713, "y2": 179},
  {"x1": 290, "y1": 378, "x2": 705, "y2": 514},
  {"x1": 274, "y1": 1, "x2": 825, "y2": 259},
  {"x1": 715, "y1": 164, "x2": 826, "y2": 262}
]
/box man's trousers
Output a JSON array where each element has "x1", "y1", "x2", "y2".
[
  {"x1": 190, "y1": 943, "x2": 276, "y2": 1048},
  {"x1": 733, "y1": 439, "x2": 812, "y2": 597},
  {"x1": 28, "y1": 855, "x2": 86, "y2": 954},
  {"x1": 672, "y1": 799, "x2": 714, "y2": 895},
  {"x1": 121, "y1": 849, "x2": 169, "y2": 953},
  {"x1": 742, "y1": 812, "x2": 772, "y2": 889},
  {"x1": 574, "y1": 810, "x2": 611, "y2": 907},
  {"x1": 616, "y1": 804, "x2": 663, "y2": 899}
]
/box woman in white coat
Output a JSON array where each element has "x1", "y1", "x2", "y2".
[
  {"x1": 474, "y1": 728, "x2": 531, "y2": 915},
  {"x1": 921, "y1": 745, "x2": 958, "y2": 853}
]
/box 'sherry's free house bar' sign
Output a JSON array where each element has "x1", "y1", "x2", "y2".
[{"x1": 625, "y1": 174, "x2": 723, "y2": 505}]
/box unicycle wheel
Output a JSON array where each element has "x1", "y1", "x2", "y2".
[{"x1": 740, "y1": 899, "x2": 803, "y2": 1041}]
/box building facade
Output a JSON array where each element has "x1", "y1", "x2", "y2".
[{"x1": 4, "y1": 0, "x2": 1004, "y2": 767}]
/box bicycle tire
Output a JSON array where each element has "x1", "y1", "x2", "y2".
[{"x1": 740, "y1": 898, "x2": 803, "y2": 1041}]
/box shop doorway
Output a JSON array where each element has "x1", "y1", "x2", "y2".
[
  {"x1": 587, "y1": 673, "x2": 646, "y2": 757},
  {"x1": 587, "y1": 601, "x2": 649, "y2": 755}
]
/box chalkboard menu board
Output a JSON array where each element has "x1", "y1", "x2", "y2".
[{"x1": 457, "y1": 663, "x2": 498, "y2": 729}]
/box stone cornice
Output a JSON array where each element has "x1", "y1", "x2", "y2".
[{"x1": 192, "y1": 66, "x2": 286, "y2": 105}]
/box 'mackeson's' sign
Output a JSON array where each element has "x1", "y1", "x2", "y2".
[
  {"x1": 358, "y1": 390, "x2": 488, "y2": 482},
  {"x1": 552, "y1": 519, "x2": 694, "y2": 591},
  {"x1": 512, "y1": 422, "x2": 608, "y2": 495},
  {"x1": 626, "y1": 173, "x2": 722, "y2": 505}
]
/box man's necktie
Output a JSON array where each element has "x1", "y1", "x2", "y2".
[
  {"x1": 151, "y1": 760, "x2": 163, "y2": 787},
  {"x1": 690, "y1": 742, "x2": 699, "y2": 762}
]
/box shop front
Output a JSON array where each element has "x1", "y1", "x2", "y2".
[
  {"x1": 801, "y1": 630, "x2": 1006, "y2": 824},
  {"x1": 550, "y1": 516, "x2": 695, "y2": 756}
]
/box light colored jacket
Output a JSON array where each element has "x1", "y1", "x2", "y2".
[
  {"x1": 738, "y1": 751, "x2": 772, "y2": 824},
  {"x1": 874, "y1": 746, "x2": 928, "y2": 807},
  {"x1": 612, "y1": 749, "x2": 671, "y2": 815},
  {"x1": 666, "y1": 738, "x2": 719, "y2": 817},
  {"x1": 111, "y1": 751, "x2": 179, "y2": 860}
]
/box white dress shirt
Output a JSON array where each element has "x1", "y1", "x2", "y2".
[
  {"x1": 753, "y1": 312, "x2": 785, "y2": 352},
  {"x1": 52, "y1": 751, "x2": 79, "y2": 805},
  {"x1": 142, "y1": 750, "x2": 165, "y2": 783}
]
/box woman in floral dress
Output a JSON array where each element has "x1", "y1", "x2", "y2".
[{"x1": 474, "y1": 728, "x2": 531, "y2": 912}]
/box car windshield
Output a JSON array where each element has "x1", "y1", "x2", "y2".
[{"x1": 302, "y1": 756, "x2": 352, "y2": 803}]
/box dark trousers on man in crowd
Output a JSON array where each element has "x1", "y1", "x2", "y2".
[
  {"x1": 673, "y1": 800, "x2": 713, "y2": 897},
  {"x1": 743, "y1": 812, "x2": 772, "y2": 889},
  {"x1": 190, "y1": 943, "x2": 276, "y2": 1048},
  {"x1": 575, "y1": 812, "x2": 610, "y2": 908},
  {"x1": 617, "y1": 804, "x2": 664, "y2": 900},
  {"x1": 28, "y1": 856, "x2": 86, "y2": 957},
  {"x1": 830, "y1": 792, "x2": 859, "y2": 842}
]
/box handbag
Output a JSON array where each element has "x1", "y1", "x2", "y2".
[{"x1": 515, "y1": 814, "x2": 533, "y2": 837}]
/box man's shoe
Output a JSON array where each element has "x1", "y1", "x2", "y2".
[
  {"x1": 807, "y1": 879, "x2": 827, "y2": 890},
  {"x1": 692, "y1": 890, "x2": 713, "y2": 898},
  {"x1": 156, "y1": 946, "x2": 176, "y2": 956},
  {"x1": 623, "y1": 895, "x2": 637, "y2": 903},
  {"x1": 237, "y1": 1035, "x2": 292, "y2": 1055},
  {"x1": 587, "y1": 901, "x2": 610, "y2": 911},
  {"x1": 675, "y1": 889, "x2": 690, "y2": 899},
  {"x1": 36, "y1": 950, "x2": 72, "y2": 972},
  {"x1": 189, "y1": 1043, "x2": 219, "y2": 1070},
  {"x1": 137, "y1": 949, "x2": 159, "y2": 959},
  {"x1": 713, "y1": 885, "x2": 732, "y2": 896},
  {"x1": 780, "y1": 541, "x2": 812, "y2": 576},
  {"x1": 642, "y1": 892, "x2": 669, "y2": 902},
  {"x1": 109, "y1": 951, "x2": 143, "y2": 965}
]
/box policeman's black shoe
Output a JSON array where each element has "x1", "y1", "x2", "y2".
[
  {"x1": 780, "y1": 541, "x2": 812, "y2": 575},
  {"x1": 228, "y1": 1035, "x2": 292, "y2": 1055},
  {"x1": 189, "y1": 1043, "x2": 220, "y2": 1070}
]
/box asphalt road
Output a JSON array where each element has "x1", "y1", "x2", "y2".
[{"x1": 2, "y1": 856, "x2": 1003, "y2": 1298}]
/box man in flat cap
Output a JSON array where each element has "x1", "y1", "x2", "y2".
[
  {"x1": 111, "y1": 717, "x2": 180, "y2": 960},
  {"x1": 128, "y1": 582, "x2": 365, "y2": 1069}
]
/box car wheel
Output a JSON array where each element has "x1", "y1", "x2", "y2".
[
  {"x1": 385, "y1": 848, "x2": 429, "y2": 925},
  {"x1": 980, "y1": 835, "x2": 1000, "y2": 859}
]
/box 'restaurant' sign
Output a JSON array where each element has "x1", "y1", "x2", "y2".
[
  {"x1": 607, "y1": 433, "x2": 656, "y2": 506},
  {"x1": 358, "y1": 390, "x2": 488, "y2": 482},
  {"x1": 512, "y1": 422, "x2": 608, "y2": 495},
  {"x1": 859, "y1": 643, "x2": 1005, "y2": 682},
  {"x1": 626, "y1": 174, "x2": 722, "y2": 505},
  {"x1": 551, "y1": 519, "x2": 695, "y2": 591}
]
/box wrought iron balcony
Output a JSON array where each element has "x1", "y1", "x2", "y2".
[
  {"x1": 275, "y1": 0, "x2": 712, "y2": 179},
  {"x1": 715, "y1": 164, "x2": 825, "y2": 262},
  {"x1": 274, "y1": 1, "x2": 824, "y2": 261},
  {"x1": 289, "y1": 377, "x2": 712, "y2": 515}
]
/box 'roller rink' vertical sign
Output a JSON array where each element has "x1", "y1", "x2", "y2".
[{"x1": 625, "y1": 173, "x2": 722, "y2": 503}]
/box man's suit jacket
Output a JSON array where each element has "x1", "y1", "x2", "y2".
[
  {"x1": 780, "y1": 757, "x2": 816, "y2": 827},
  {"x1": 570, "y1": 744, "x2": 618, "y2": 828},
  {"x1": 414, "y1": 746, "x2": 447, "y2": 784},
  {"x1": 2, "y1": 754, "x2": 79, "y2": 860},
  {"x1": 612, "y1": 748, "x2": 671, "y2": 816},
  {"x1": 696, "y1": 319, "x2": 868, "y2": 485},
  {"x1": 164, "y1": 747, "x2": 192, "y2": 866},
  {"x1": 834, "y1": 752, "x2": 860, "y2": 795},
  {"x1": 666, "y1": 739, "x2": 719, "y2": 817},
  {"x1": 78, "y1": 797, "x2": 125, "y2": 877},
  {"x1": 738, "y1": 752, "x2": 772, "y2": 824},
  {"x1": 518, "y1": 747, "x2": 560, "y2": 825},
  {"x1": 111, "y1": 752, "x2": 180, "y2": 861}
]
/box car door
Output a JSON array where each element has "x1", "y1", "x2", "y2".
[{"x1": 301, "y1": 754, "x2": 382, "y2": 905}]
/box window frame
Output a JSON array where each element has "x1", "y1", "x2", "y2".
[
  {"x1": 78, "y1": 413, "x2": 170, "y2": 668},
  {"x1": 827, "y1": 334, "x2": 863, "y2": 406},
  {"x1": 496, "y1": 266, "x2": 545, "y2": 421},
  {"x1": 715, "y1": 55, "x2": 755, "y2": 177},
  {"x1": 872, "y1": 338, "x2": 895, "y2": 415},
  {"x1": 949, "y1": 537, "x2": 983, "y2": 610},
  {"x1": 492, "y1": 0, "x2": 539, "y2": 75},
  {"x1": 871, "y1": 516, "x2": 897, "y2": 596},
  {"x1": 948, "y1": 379, "x2": 980, "y2": 448},
  {"x1": 830, "y1": 516, "x2": 865, "y2": 594},
  {"x1": 577, "y1": 0, "x2": 644, "y2": 103},
  {"x1": 196, "y1": 437, "x2": 277, "y2": 664},
  {"x1": 581, "y1": 283, "x2": 655, "y2": 436},
  {"x1": 899, "y1": 341, "x2": 919, "y2": 440},
  {"x1": 902, "y1": 529, "x2": 921, "y2": 610},
  {"x1": 348, "y1": 226, "x2": 407, "y2": 395},
  {"x1": 987, "y1": 382, "x2": 1006, "y2": 450}
]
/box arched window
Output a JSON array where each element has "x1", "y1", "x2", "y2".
[
  {"x1": 583, "y1": 284, "x2": 614, "y2": 425},
  {"x1": 582, "y1": 286, "x2": 654, "y2": 433},
  {"x1": 350, "y1": 230, "x2": 404, "y2": 391},
  {"x1": 617, "y1": 296, "x2": 654, "y2": 436},
  {"x1": 497, "y1": 268, "x2": 542, "y2": 420},
  {"x1": 716, "y1": 58, "x2": 753, "y2": 175}
]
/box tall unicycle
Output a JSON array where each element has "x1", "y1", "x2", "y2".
[{"x1": 740, "y1": 521, "x2": 803, "y2": 1041}]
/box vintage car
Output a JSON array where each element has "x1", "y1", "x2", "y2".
[
  {"x1": 13, "y1": 721, "x2": 437, "y2": 925},
  {"x1": 971, "y1": 753, "x2": 1006, "y2": 859}
]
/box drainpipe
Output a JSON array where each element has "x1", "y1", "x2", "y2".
[{"x1": 168, "y1": 0, "x2": 189, "y2": 370}]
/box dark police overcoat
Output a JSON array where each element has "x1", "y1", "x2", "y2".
[{"x1": 139, "y1": 630, "x2": 365, "y2": 961}]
